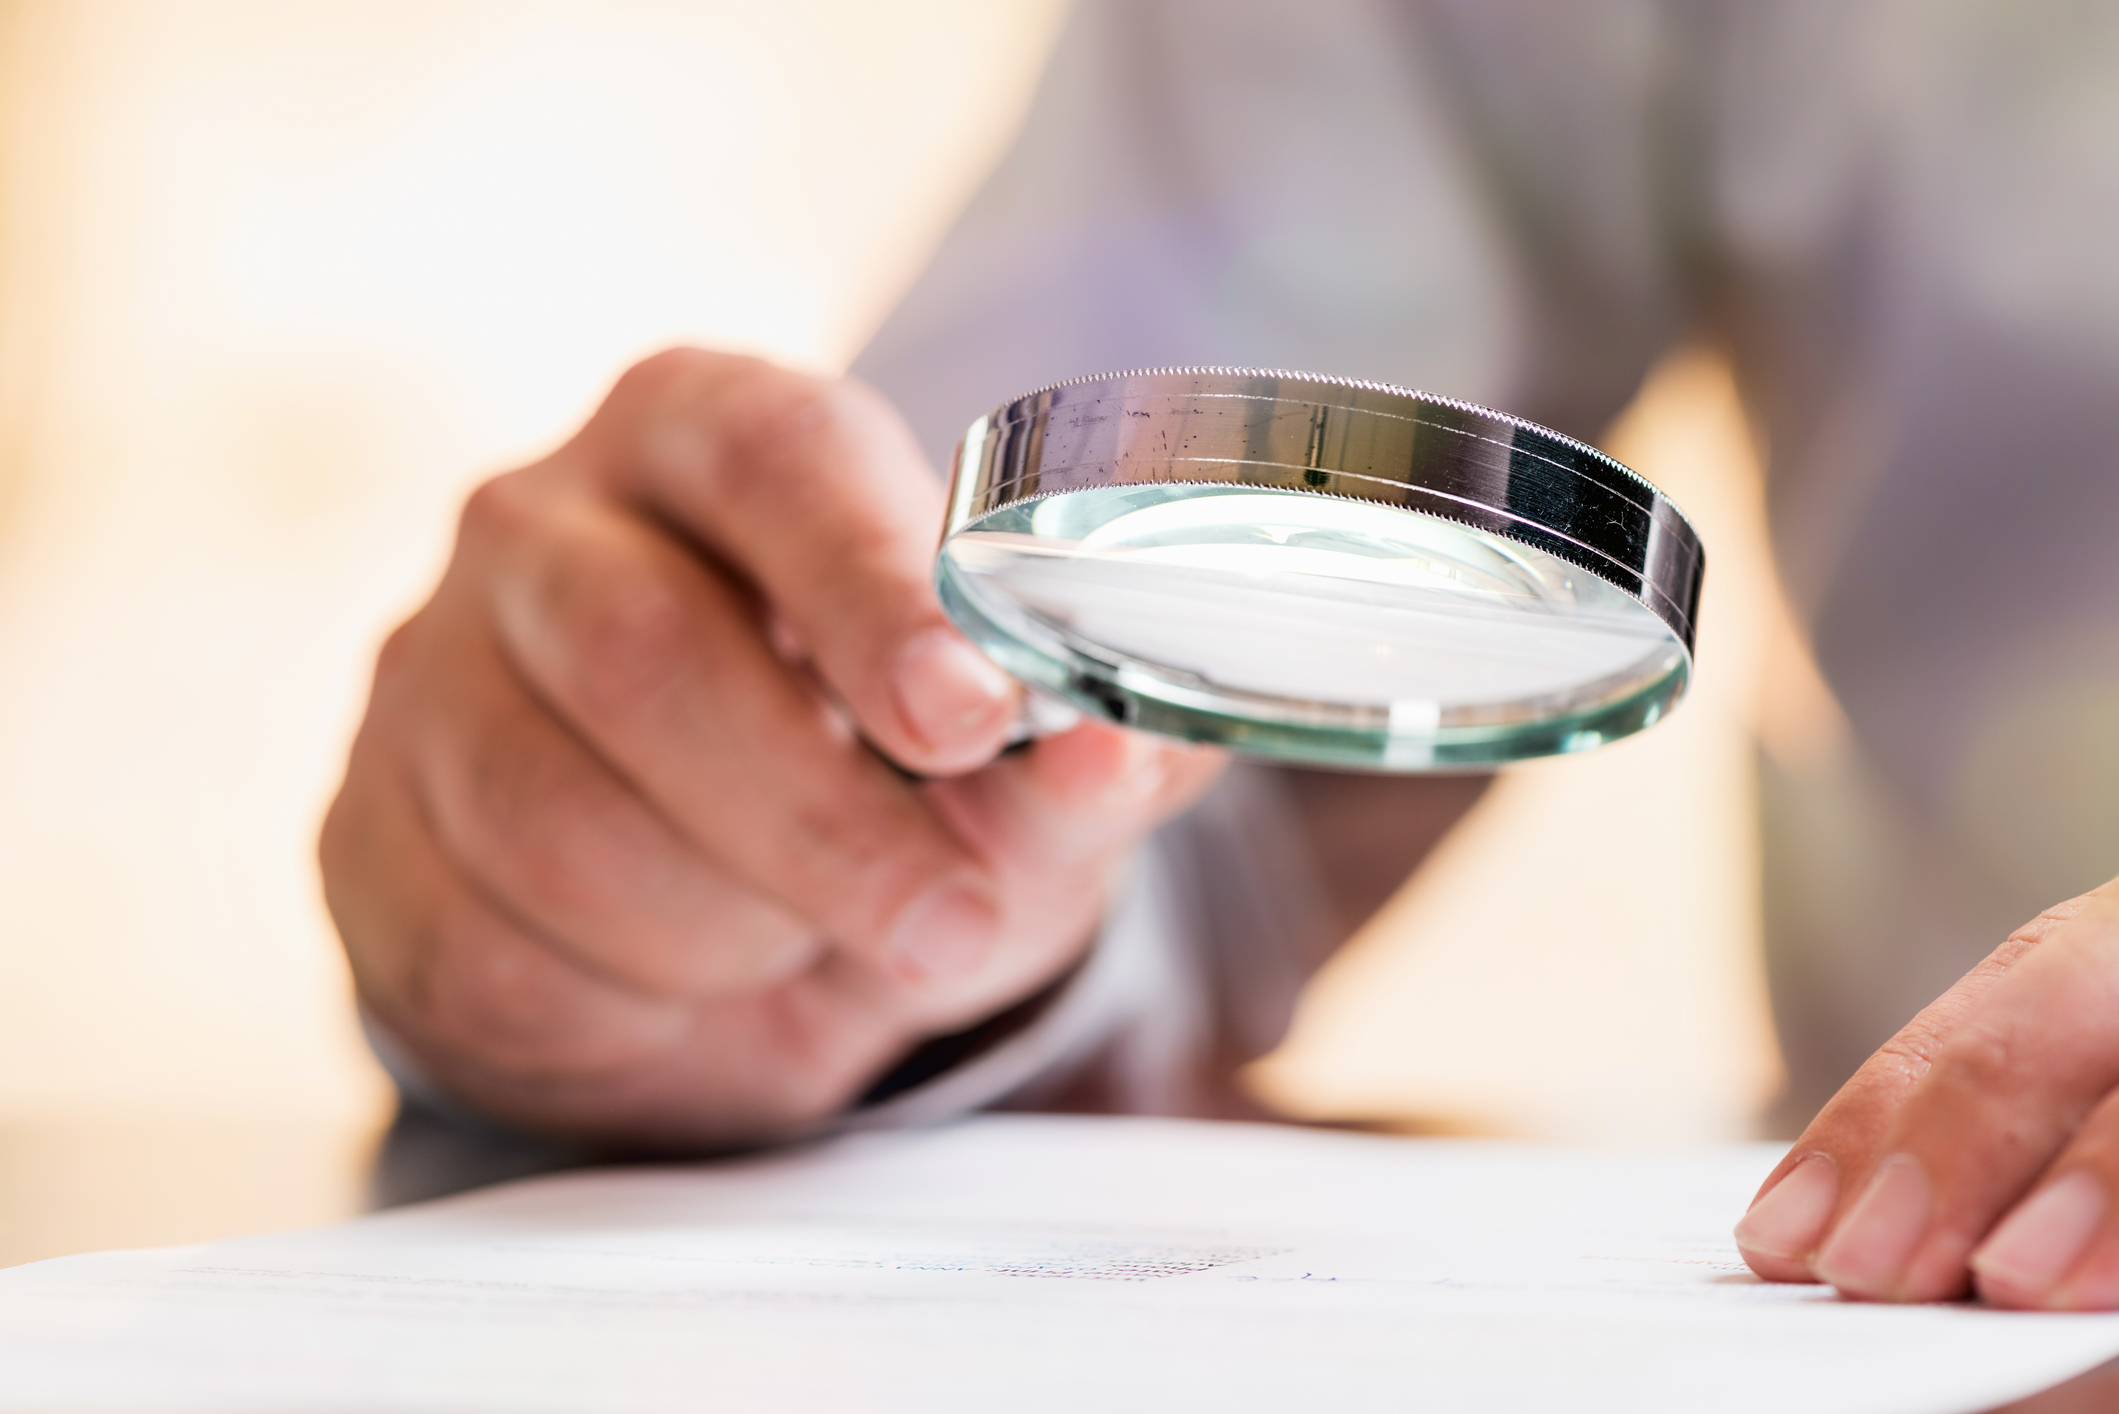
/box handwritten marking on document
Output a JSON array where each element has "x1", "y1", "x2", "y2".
[{"x1": 481, "y1": 1215, "x2": 1290, "y2": 1281}]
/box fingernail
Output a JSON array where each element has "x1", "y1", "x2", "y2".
[
  {"x1": 1814, "y1": 1153, "x2": 1932, "y2": 1298},
  {"x1": 894, "y1": 627, "x2": 1015, "y2": 756},
  {"x1": 886, "y1": 880, "x2": 1000, "y2": 982},
  {"x1": 1736, "y1": 1152, "x2": 1840, "y2": 1261},
  {"x1": 1972, "y1": 1169, "x2": 2106, "y2": 1302}
]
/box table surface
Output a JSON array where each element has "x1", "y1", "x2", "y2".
[{"x1": 0, "y1": 1110, "x2": 2106, "y2": 1412}]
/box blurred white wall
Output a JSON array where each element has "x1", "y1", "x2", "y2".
[
  {"x1": 0, "y1": 0, "x2": 1796, "y2": 1150},
  {"x1": 0, "y1": 0, "x2": 1068, "y2": 1127}
]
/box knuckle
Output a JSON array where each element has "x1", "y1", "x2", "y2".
[
  {"x1": 459, "y1": 748, "x2": 642, "y2": 920},
  {"x1": 457, "y1": 470, "x2": 541, "y2": 550},
  {"x1": 422, "y1": 953, "x2": 555, "y2": 1063},
  {"x1": 436, "y1": 719, "x2": 546, "y2": 873},
  {"x1": 562, "y1": 561, "x2": 704, "y2": 722},
  {"x1": 1931, "y1": 1023, "x2": 2022, "y2": 1096},
  {"x1": 1882, "y1": 1017, "x2": 1952, "y2": 1068},
  {"x1": 608, "y1": 347, "x2": 767, "y2": 457},
  {"x1": 783, "y1": 794, "x2": 943, "y2": 936},
  {"x1": 616, "y1": 345, "x2": 736, "y2": 402},
  {"x1": 2006, "y1": 892, "x2": 2101, "y2": 949},
  {"x1": 720, "y1": 370, "x2": 864, "y2": 480},
  {"x1": 414, "y1": 913, "x2": 668, "y2": 1080},
  {"x1": 1870, "y1": 1028, "x2": 1948, "y2": 1088}
]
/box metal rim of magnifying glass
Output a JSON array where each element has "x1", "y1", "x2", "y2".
[{"x1": 934, "y1": 367, "x2": 1706, "y2": 770}]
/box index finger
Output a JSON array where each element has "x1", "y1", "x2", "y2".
[
  {"x1": 575, "y1": 348, "x2": 1018, "y2": 776},
  {"x1": 1735, "y1": 885, "x2": 2119, "y2": 1293}
]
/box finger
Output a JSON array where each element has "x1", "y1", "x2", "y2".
[
  {"x1": 396, "y1": 601, "x2": 824, "y2": 999},
  {"x1": 327, "y1": 670, "x2": 975, "y2": 1145},
  {"x1": 1740, "y1": 883, "x2": 2119, "y2": 1301},
  {"x1": 1735, "y1": 890, "x2": 2108, "y2": 1285},
  {"x1": 580, "y1": 349, "x2": 1018, "y2": 776},
  {"x1": 321, "y1": 718, "x2": 693, "y2": 1083},
  {"x1": 467, "y1": 475, "x2": 1002, "y2": 983},
  {"x1": 902, "y1": 723, "x2": 1225, "y2": 1028},
  {"x1": 1971, "y1": 1087, "x2": 2119, "y2": 1310},
  {"x1": 932, "y1": 721, "x2": 1224, "y2": 865},
  {"x1": 1811, "y1": 882, "x2": 2119, "y2": 1302},
  {"x1": 514, "y1": 946, "x2": 943, "y2": 1148}
]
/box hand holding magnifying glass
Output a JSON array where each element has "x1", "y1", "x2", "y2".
[{"x1": 320, "y1": 352, "x2": 1700, "y2": 1151}]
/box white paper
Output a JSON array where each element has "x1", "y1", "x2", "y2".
[{"x1": 3, "y1": 1115, "x2": 2116, "y2": 1413}]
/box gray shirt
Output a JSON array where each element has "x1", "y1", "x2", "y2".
[{"x1": 850, "y1": 0, "x2": 2119, "y2": 1131}]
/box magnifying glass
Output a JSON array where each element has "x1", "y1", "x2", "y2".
[{"x1": 935, "y1": 368, "x2": 1703, "y2": 771}]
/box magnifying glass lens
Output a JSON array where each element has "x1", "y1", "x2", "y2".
[{"x1": 936, "y1": 372, "x2": 1702, "y2": 770}]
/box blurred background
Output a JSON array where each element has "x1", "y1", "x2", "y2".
[{"x1": 0, "y1": 0, "x2": 1830, "y2": 1265}]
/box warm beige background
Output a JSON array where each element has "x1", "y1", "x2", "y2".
[{"x1": 0, "y1": 0, "x2": 1807, "y2": 1265}]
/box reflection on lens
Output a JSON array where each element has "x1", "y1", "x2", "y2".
[
  {"x1": 936, "y1": 369, "x2": 1702, "y2": 770},
  {"x1": 941, "y1": 486, "x2": 1687, "y2": 769}
]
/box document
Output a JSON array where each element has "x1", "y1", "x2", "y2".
[{"x1": 4, "y1": 1115, "x2": 2118, "y2": 1413}]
